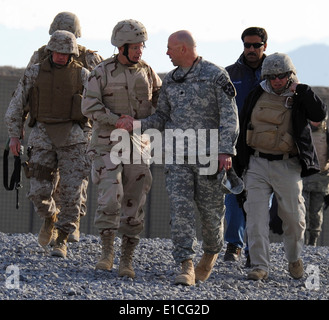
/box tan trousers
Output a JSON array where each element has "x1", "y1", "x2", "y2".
[
  {"x1": 91, "y1": 152, "x2": 152, "y2": 240},
  {"x1": 243, "y1": 155, "x2": 306, "y2": 273}
]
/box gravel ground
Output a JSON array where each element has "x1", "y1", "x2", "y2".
[{"x1": 0, "y1": 232, "x2": 328, "y2": 303}]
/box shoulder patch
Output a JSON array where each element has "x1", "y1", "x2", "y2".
[
  {"x1": 216, "y1": 74, "x2": 236, "y2": 98},
  {"x1": 222, "y1": 81, "x2": 236, "y2": 98}
]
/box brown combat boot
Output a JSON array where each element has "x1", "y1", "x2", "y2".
[
  {"x1": 174, "y1": 259, "x2": 195, "y2": 286},
  {"x1": 118, "y1": 236, "x2": 138, "y2": 278},
  {"x1": 195, "y1": 253, "x2": 218, "y2": 282},
  {"x1": 96, "y1": 230, "x2": 115, "y2": 271},
  {"x1": 38, "y1": 213, "x2": 57, "y2": 247},
  {"x1": 51, "y1": 230, "x2": 69, "y2": 258}
]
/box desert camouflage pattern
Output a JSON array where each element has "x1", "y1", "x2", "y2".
[
  {"x1": 141, "y1": 57, "x2": 239, "y2": 263},
  {"x1": 49, "y1": 11, "x2": 82, "y2": 38},
  {"x1": 27, "y1": 44, "x2": 103, "y2": 71},
  {"x1": 5, "y1": 62, "x2": 90, "y2": 234},
  {"x1": 46, "y1": 30, "x2": 79, "y2": 56},
  {"x1": 25, "y1": 33, "x2": 103, "y2": 222},
  {"x1": 82, "y1": 55, "x2": 162, "y2": 238},
  {"x1": 111, "y1": 19, "x2": 148, "y2": 47}
]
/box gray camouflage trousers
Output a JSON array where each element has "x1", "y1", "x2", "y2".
[
  {"x1": 165, "y1": 163, "x2": 225, "y2": 264},
  {"x1": 91, "y1": 152, "x2": 152, "y2": 240},
  {"x1": 303, "y1": 171, "x2": 329, "y2": 241},
  {"x1": 27, "y1": 143, "x2": 89, "y2": 234}
]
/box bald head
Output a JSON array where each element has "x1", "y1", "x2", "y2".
[
  {"x1": 169, "y1": 30, "x2": 196, "y2": 48},
  {"x1": 167, "y1": 30, "x2": 198, "y2": 67}
]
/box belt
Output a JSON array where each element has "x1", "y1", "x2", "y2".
[{"x1": 251, "y1": 149, "x2": 296, "y2": 161}]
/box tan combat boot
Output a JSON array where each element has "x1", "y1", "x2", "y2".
[
  {"x1": 289, "y1": 259, "x2": 304, "y2": 279},
  {"x1": 174, "y1": 259, "x2": 195, "y2": 286},
  {"x1": 96, "y1": 230, "x2": 115, "y2": 271},
  {"x1": 68, "y1": 218, "x2": 80, "y2": 243},
  {"x1": 51, "y1": 229, "x2": 69, "y2": 258},
  {"x1": 118, "y1": 236, "x2": 138, "y2": 278},
  {"x1": 38, "y1": 213, "x2": 57, "y2": 247},
  {"x1": 195, "y1": 253, "x2": 218, "y2": 282}
]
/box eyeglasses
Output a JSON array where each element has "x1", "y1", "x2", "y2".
[
  {"x1": 267, "y1": 73, "x2": 289, "y2": 80},
  {"x1": 243, "y1": 42, "x2": 264, "y2": 49},
  {"x1": 129, "y1": 45, "x2": 145, "y2": 51}
]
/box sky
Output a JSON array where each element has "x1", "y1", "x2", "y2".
[{"x1": 1, "y1": 0, "x2": 329, "y2": 79}]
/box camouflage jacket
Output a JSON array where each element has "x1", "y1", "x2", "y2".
[
  {"x1": 141, "y1": 57, "x2": 239, "y2": 157},
  {"x1": 81, "y1": 55, "x2": 162, "y2": 154}
]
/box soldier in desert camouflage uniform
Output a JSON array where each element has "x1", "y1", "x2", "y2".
[
  {"x1": 5, "y1": 30, "x2": 90, "y2": 258},
  {"x1": 27, "y1": 11, "x2": 103, "y2": 70},
  {"x1": 121, "y1": 30, "x2": 239, "y2": 285},
  {"x1": 303, "y1": 117, "x2": 329, "y2": 246},
  {"x1": 26, "y1": 12, "x2": 103, "y2": 243},
  {"x1": 82, "y1": 20, "x2": 162, "y2": 278}
]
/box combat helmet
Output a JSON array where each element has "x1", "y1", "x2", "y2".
[
  {"x1": 46, "y1": 30, "x2": 79, "y2": 57},
  {"x1": 261, "y1": 52, "x2": 297, "y2": 79},
  {"x1": 111, "y1": 19, "x2": 148, "y2": 47},
  {"x1": 49, "y1": 12, "x2": 81, "y2": 38}
]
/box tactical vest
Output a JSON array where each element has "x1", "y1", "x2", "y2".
[
  {"x1": 247, "y1": 91, "x2": 298, "y2": 155},
  {"x1": 38, "y1": 44, "x2": 88, "y2": 69},
  {"x1": 28, "y1": 58, "x2": 85, "y2": 126},
  {"x1": 100, "y1": 57, "x2": 155, "y2": 119}
]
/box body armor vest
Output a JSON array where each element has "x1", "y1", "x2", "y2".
[
  {"x1": 247, "y1": 91, "x2": 297, "y2": 155},
  {"x1": 100, "y1": 57, "x2": 155, "y2": 120},
  {"x1": 28, "y1": 58, "x2": 85, "y2": 126}
]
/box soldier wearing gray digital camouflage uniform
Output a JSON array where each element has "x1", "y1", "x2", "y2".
[
  {"x1": 122, "y1": 30, "x2": 239, "y2": 286},
  {"x1": 26, "y1": 12, "x2": 103, "y2": 243},
  {"x1": 303, "y1": 117, "x2": 329, "y2": 246},
  {"x1": 81, "y1": 20, "x2": 162, "y2": 278},
  {"x1": 5, "y1": 30, "x2": 90, "y2": 258}
]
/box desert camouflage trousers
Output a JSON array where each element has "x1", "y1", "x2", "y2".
[
  {"x1": 27, "y1": 143, "x2": 89, "y2": 234},
  {"x1": 165, "y1": 163, "x2": 225, "y2": 264},
  {"x1": 90, "y1": 152, "x2": 152, "y2": 240}
]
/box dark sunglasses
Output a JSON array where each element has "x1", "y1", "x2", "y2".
[
  {"x1": 243, "y1": 42, "x2": 264, "y2": 49},
  {"x1": 267, "y1": 73, "x2": 289, "y2": 80}
]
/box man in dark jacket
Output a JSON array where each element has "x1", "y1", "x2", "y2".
[
  {"x1": 235, "y1": 53, "x2": 326, "y2": 281},
  {"x1": 224, "y1": 27, "x2": 267, "y2": 263}
]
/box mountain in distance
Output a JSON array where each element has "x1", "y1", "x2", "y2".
[
  {"x1": 288, "y1": 43, "x2": 329, "y2": 87},
  {"x1": 1, "y1": 42, "x2": 329, "y2": 87}
]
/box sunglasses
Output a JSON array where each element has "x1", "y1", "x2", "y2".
[
  {"x1": 267, "y1": 73, "x2": 289, "y2": 80},
  {"x1": 243, "y1": 42, "x2": 264, "y2": 49}
]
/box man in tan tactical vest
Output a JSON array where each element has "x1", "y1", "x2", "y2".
[
  {"x1": 5, "y1": 30, "x2": 90, "y2": 258},
  {"x1": 82, "y1": 19, "x2": 162, "y2": 278},
  {"x1": 26, "y1": 12, "x2": 103, "y2": 243},
  {"x1": 235, "y1": 53, "x2": 326, "y2": 281}
]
